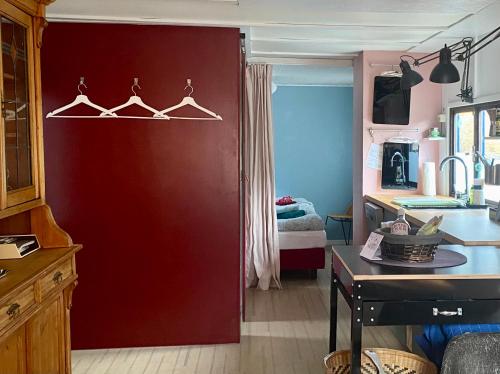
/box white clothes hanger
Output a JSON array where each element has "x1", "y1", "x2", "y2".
[
  {"x1": 100, "y1": 78, "x2": 169, "y2": 119},
  {"x1": 46, "y1": 77, "x2": 117, "y2": 118},
  {"x1": 155, "y1": 79, "x2": 222, "y2": 121}
]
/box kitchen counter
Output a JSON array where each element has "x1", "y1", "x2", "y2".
[{"x1": 366, "y1": 194, "x2": 500, "y2": 246}]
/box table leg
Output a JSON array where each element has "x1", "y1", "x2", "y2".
[
  {"x1": 329, "y1": 274, "x2": 338, "y2": 353},
  {"x1": 340, "y1": 221, "x2": 348, "y2": 245},
  {"x1": 351, "y1": 301, "x2": 363, "y2": 374},
  {"x1": 347, "y1": 221, "x2": 352, "y2": 245},
  {"x1": 406, "y1": 326, "x2": 413, "y2": 352}
]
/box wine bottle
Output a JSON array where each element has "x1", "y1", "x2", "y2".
[{"x1": 391, "y1": 208, "x2": 410, "y2": 235}]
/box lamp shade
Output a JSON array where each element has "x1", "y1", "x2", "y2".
[
  {"x1": 430, "y1": 46, "x2": 460, "y2": 83},
  {"x1": 399, "y1": 60, "x2": 423, "y2": 89}
]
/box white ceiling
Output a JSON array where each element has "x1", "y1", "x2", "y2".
[{"x1": 47, "y1": 0, "x2": 500, "y2": 58}]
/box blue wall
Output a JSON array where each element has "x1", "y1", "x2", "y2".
[{"x1": 273, "y1": 86, "x2": 353, "y2": 240}]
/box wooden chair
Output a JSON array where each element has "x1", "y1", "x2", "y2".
[{"x1": 325, "y1": 204, "x2": 353, "y2": 245}]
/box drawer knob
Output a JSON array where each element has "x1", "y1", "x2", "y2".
[
  {"x1": 6, "y1": 303, "x2": 20, "y2": 319},
  {"x1": 53, "y1": 271, "x2": 63, "y2": 285},
  {"x1": 433, "y1": 307, "x2": 463, "y2": 317}
]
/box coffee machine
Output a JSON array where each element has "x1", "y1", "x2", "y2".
[{"x1": 381, "y1": 142, "x2": 419, "y2": 190}]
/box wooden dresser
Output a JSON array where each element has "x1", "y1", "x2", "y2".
[
  {"x1": 0, "y1": 1, "x2": 80, "y2": 374},
  {"x1": 0, "y1": 207, "x2": 80, "y2": 374}
]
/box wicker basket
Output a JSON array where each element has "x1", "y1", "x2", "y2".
[
  {"x1": 375, "y1": 228, "x2": 444, "y2": 263},
  {"x1": 324, "y1": 348, "x2": 437, "y2": 374}
]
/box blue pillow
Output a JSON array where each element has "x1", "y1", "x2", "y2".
[{"x1": 277, "y1": 210, "x2": 306, "y2": 220}]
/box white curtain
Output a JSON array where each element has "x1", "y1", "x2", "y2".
[{"x1": 244, "y1": 64, "x2": 281, "y2": 291}]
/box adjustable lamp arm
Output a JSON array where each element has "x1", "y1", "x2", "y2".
[
  {"x1": 412, "y1": 38, "x2": 472, "y2": 66},
  {"x1": 410, "y1": 24, "x2": 500, "y2": 68},
  {"x1": 455, "y1": 26, "x2": 500, "y2": 61},
  {"x1": 398, "y1": 25, "x2": 500, "y2": 100}
]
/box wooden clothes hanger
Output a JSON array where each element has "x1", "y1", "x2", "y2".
[
  {"x1": 46, "y1": 77, "x2": 116, "y2": 118},
  {"x1": 100, "y1": 78, "x2": 169, "y2": 119},
  {"x1": 155, "y1": 79, "x2": 223, "y2": 121}
]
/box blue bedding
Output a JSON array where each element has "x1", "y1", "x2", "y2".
[
  {"x1": 276, "y1": 198, "x2": 324, "y2": 232},
  {"x1": 276, "y1": 203, "x2": 299, "y2": 214}
]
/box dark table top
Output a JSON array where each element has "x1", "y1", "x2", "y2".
[{"x1": 333, "y1": 245, "x2": 500, "y2": 281}]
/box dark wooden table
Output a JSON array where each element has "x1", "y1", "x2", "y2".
[{"x1": 330, "y1": 245, "x2": 500, "y2": 374}]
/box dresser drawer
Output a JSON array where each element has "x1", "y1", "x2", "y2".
[
  {"x1": 363, "y1": 300, "x2": 500, "y2": 326},
  {"x1": 39, "y1": 259, "x2": 73, "y2": 298},
  {"x1": 0, "y1": 285, "x2": 35, "y2": 332}
]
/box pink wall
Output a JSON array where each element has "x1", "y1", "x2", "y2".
[{"x1": 353, "y1": 51, "x2": 443, "y2": 244}]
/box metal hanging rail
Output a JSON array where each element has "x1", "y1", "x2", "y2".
[{"x1": 368, "y1": 127, "x2": 420, "y2": 141}]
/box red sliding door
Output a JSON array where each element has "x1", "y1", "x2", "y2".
[{"x1": 42, "y1": 23, "x2": 241, "y2": 348}]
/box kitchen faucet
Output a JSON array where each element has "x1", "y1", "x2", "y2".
[
  {"x1": 390, "y1": 151, "x2": 406, "y2": 184},
  {"x1": 440, "y1": 156, "x2": 469, "y2": 203}
]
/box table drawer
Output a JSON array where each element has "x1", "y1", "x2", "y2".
[
  {"x1": 0, "y1": 285, "x2": 35, "y2": 332},
  {"x1": 39, "y1": 259, "x2": 73, "y2": 298},
  {"x1": 363, "y1": 300, "x2": 500, "y2": 326}
]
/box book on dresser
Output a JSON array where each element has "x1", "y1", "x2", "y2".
[{"x1": 0, "y1": 234, "x2": 40, "y2": 259}]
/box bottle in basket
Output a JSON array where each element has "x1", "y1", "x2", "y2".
[{"x1": 391, "y1": 208, "x2": 410, "y2": 235}]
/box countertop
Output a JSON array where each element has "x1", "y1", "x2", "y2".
[
  {"x1": 366, "y1": 194, "x2": 500, "y2": 246},
  {"x1": 333, "y1": 245, "x2": 500, "y2": 280}
]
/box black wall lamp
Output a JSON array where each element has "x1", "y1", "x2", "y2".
[{"x1": 399, "y1": 25, "x2": 500, "y2": 102}]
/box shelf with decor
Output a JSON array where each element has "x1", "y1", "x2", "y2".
[{"x1": 424, "y1": 136, "x2": 446, "y2": 141}]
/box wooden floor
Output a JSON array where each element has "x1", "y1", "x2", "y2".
[{"x1": 72, "y1": 249, "x2": 404, "y2": 374}]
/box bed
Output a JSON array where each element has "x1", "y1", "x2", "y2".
[{"x1": 277, "y1": 198, "x2": 327, "y2": 277}]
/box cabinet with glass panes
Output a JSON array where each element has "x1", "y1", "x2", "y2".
[
  {"x1": 0, "y1": 3, "x2": 80, "y2": 374},
  {"x1": 0, "y1": 0, "x2": 44, "y2": 216}
]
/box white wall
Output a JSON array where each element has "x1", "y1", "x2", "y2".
[
  {"x1": 440, "y1": 40, "x2": 500, "y2": 194},
  {"x1": 474, "y1": 42, "x2": 500, "y2": 99},
  {"x1": 443, "y1": 41, "x2": 500, "y2": 108}
]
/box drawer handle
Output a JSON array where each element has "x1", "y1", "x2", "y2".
[
  {"x1": 53, "y1": 271, "x2": 63, "y2": 285},
  {"x1": 6, "y1": 303, "x2": 20, "y2": 319},
  {"x1": 433, "y1": 307, "x2": 463, "y2": 317}
]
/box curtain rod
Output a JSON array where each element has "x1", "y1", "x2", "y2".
[
  {"x1": 369, "y1": 63, "x2": 400, "y2": 68},
  {"x1": 246, "y1": 57, "x2": 353, "y2": 67}
]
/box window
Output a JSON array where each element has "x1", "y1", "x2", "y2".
[
  {"x1": 451, "y1": 109, "x2": 475, "y2": 194},
  {"x1": 450, "y1": 101, "x2": 500, "y2": 205},
  {"x1": 480, "y1": 106, "x2": 500, "y2": 202}
]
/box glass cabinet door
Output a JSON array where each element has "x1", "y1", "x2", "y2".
[{"x1": 0, "y1": 5, "x2": 37, "y2": 208}]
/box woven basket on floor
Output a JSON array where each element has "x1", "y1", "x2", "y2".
[{"x1": 324, "y1": 348, "x2": 437, "y2": 374}]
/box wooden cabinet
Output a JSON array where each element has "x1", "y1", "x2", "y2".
[
  {"x1": 0, "y1": 1, "x2": 79, "y2": 374},
  {"x1": 0, "y1": 0, "x2": 52, "y2": 216},
  {"x1": 0, "y1": 214, "x2": 80, "y2": 374},
  {"x1": 0, "y1": 1, "x2": 38, "y2": 208},
  {"x1": 27, "y1": 296, "x2": 65, "y2": 374},
  {"x1": 0, "y1": 325, "x2": 25, "y2": 374}
]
